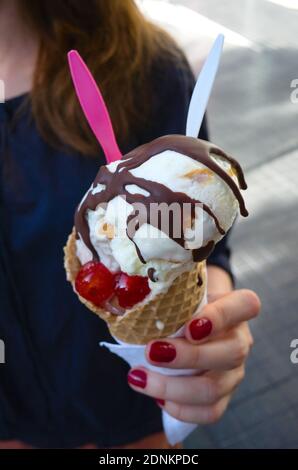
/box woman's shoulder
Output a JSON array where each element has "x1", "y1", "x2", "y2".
[
  {"x1": 152, "y1": 45, "x2": 195, "y2": 102},
  {"x1": 143, "y1": 46, "x2": 195, "y2": 140}
]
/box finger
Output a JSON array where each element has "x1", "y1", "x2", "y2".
[
  {"x1": 146, "y1": 326, "x2": 251, "y2": 370},
  {"x1": 205, "y1": 365, "x2": 245, "y2": 400},
  {"x1": 185, "y1": 289, "x2": 261, "y2": 343},
  {"x1": 127, "y1": 365, "x2": 245, "y2": 406},
  {"x1": 207, "y1": 292, "x2": 225, "y2": 303},
  {"x1": 164, "y1": 395, "x2": 231, "y2": 424},
  {"x1": 243, "y1": 322, "x2": 254, "y2": 348}
]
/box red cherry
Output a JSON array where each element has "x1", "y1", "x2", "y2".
[
  {"x1": 115, "y1": 273, "x2": 151, "y2": 308},
  {"x1": 75, "y1": 261, "x2": 115, "y2": 307}
]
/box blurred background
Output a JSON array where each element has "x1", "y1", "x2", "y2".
[{"x1": 139, "y1": 0, "x2": 298, "y2": 449}]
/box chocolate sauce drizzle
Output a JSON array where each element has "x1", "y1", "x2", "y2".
[
  {"x1": 148, "y1": 268, "x2": 158, "y2": 282},
  {"x1": 75, "y1": 135, "x2": 248, "y2": 265}
]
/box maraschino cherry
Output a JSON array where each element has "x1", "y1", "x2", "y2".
[
  {"x1": 75, "y1": 262, "x2": 151, "y2": 309},
  {"x1": 115, "y1": 273, "x2": 150, "y2": 309},
  {"x1": 75, "y1": 261, "x2": 115, "y2": 307}
]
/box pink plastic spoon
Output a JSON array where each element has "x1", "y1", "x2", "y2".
[{"x1": 67, "y1": 50, "x2": 122, "y2": 163}]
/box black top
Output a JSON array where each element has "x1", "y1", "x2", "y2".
[{"x1": 0, "y1": 58, "x2": 232, "y2": 447}]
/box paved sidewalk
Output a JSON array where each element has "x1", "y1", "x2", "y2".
[{"x1": 171, "y1": 0, "x2": 298, "y2": 449}]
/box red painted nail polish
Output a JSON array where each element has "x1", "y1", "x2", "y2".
[
  {"x1": 189, "y1": 317, "x2": 212, "y2": 340},
  {"x1": 149, "y1": 341, "x2": 176, "y2": 363},
  {"x1": 127, "y1": 369, "x2": 147, "y2": 388},
  {"x1": 155, "y1": 398, "x2": 165, "y2": 407}
]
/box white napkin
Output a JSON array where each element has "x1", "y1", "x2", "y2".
[{"x1": 100, "y1": 288, "x2": 207, "y2": 446}]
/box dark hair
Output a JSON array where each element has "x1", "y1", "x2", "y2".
[{"x1": 18, "y1": 0, "x2": 182, "y2": 155}]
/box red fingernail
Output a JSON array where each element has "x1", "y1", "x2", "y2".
[
  {"x1": 155, "y1": 398, "x2": 165, "y2": 407},
  {"x1": 127, "y1": 369, "x2": 147, "y2": 388},
  {"x1": 189, "y1": 317, "x2": 212, "y2": 340},
  {"x1": 149, "y1": 341, "x2": 176, "y2": 363}
]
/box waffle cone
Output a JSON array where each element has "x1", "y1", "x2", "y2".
[{"x1": 64, "y1": 229, "x2": 206, "y2": 344}]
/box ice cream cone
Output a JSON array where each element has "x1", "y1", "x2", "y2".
[{"x1": 64, "y1": 229, "x2": 206, "y2": 344}]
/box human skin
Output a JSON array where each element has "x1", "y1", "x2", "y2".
[
  {"x1": 127, "y1": 266, "x2": 261, "y2": 424},
  {"x1": 0, "y1": 0, "x2": 38, "y2": 100}
]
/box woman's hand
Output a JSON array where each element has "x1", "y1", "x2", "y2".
[{"x1": 127, "y1": 267, "x2": 261, "y2": 424}]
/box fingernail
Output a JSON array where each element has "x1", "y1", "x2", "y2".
[
  {"x1": 189, "y1": 317, "x2": 212, "y2": 340},
  {"x1": 127, "y1": 369, "x2": 147, "y2": 389},
  {"x1": 155, "y1": 398, "x2": 165, "y2": 407},
  {"x1": 149, "y1": 341, "x2": 176, "y2": 363}
]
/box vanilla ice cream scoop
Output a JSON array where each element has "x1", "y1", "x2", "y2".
[{"x1": 74, "y1": 135, "x2": 247, "y2": 303}]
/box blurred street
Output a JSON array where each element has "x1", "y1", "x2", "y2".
[{"x1": 170, "y1": 0, "x2": 298, "y2": 449}]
